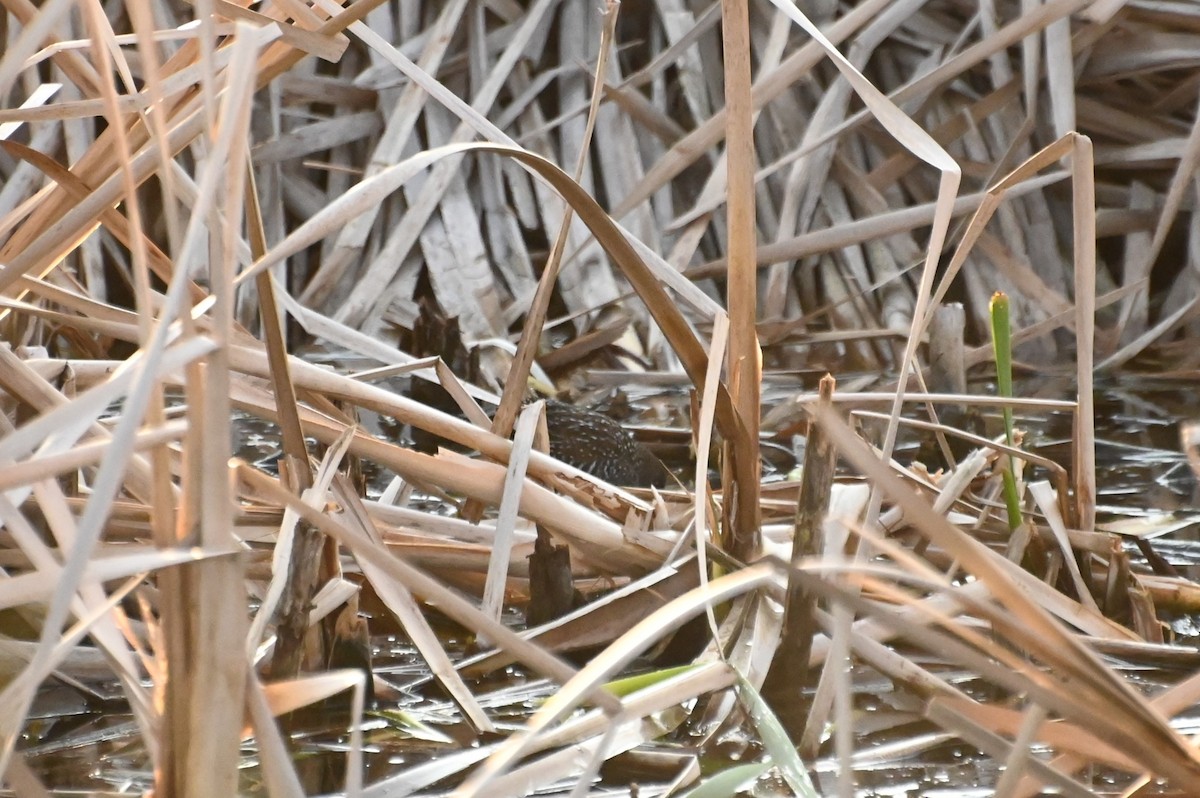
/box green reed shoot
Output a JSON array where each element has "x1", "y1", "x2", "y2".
[{"x1": 990, "y1": 291, "x2": 1023, "y2": 530}]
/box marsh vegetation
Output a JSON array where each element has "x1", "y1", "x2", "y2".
[{"x1": 2, "y1": 0, "x2": 1200, "y2": 795}]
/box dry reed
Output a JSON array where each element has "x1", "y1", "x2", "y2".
[{"x1": 1, "y1": 1, "x2": 1200, "y2": 796}]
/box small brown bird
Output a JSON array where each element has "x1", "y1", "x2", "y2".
[
  {"x1": 543, "y1": 400, "x2": 667, "y2": 488},
  {"x1": 404, "y1": 301, "x2": 668, "y2": 488}
]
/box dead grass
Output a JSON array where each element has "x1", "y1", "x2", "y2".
[{"x1": 2, "y1": 0, "x2": 1200, "y2": 795}]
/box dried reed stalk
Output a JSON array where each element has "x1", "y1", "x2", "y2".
[
  {"x1": 3, "y1": 1, "x2": 1200, "y2": 794},
  {"x1": 718, "y1": 0, "x2": 762, "y2": 565}
]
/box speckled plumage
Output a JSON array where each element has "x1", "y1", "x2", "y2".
[
  {"x1": 544, "y1": 400, "x2": 667, "y2": 488},
  {"x1": 405, "y1": 302, "x2": 667, "y2": 488}
]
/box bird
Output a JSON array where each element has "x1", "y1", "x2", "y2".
[
  {"x1": 403, "y1": 301, "x2": 668, "y2": 488},
  {"x1": 542, "y1": 399, "x2": 667, "y2": 488}
]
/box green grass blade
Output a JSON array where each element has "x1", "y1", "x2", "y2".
[
  {"x1": 603, "y1": 664, "x2": 699, "y2": 698},
  {"x1": 678, "y1": 762, "x2": 771, "y2": 798},
  {"x1": 735, "y1": 672, "x2": 821, "y2": 797},
  {"x1": 989, "y1": 291, "x2": 1023, "y2": 530}
]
